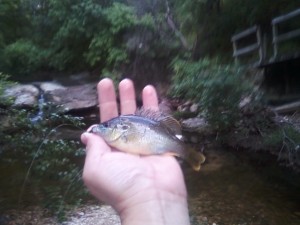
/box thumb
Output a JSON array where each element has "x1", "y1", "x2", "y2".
[
  {"x1": 81, "y1": 132, "x2": 92, "y2": 145},
  {"x1": 81, "y1": 132, "x2": 111, "y2": 155}
]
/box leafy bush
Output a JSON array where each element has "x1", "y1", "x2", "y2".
[
  {"x1": 170, "y1": 58, "x2": 250, "y2": 130},
  {"x1": 44, "y1": 0, "x2": 105, "y2": 71},
  {"x1": 1, "y1": 0, "x2": 300, "y2": 75},
  {"x1": 264, "y1": 125, "x2": 300, "y2": 167},
  {"x1": 2, "y1": 39, "x2": 48, "y2": 75},
  {"x1": 84, "y1": 2, "x2": 155, "y2": 72},
  {"x1": 0, "y1": 77, "x2": 87, "y2": 218},
  {"x1": 0, "y1": 72, "x2": 15, "y2": 105}
]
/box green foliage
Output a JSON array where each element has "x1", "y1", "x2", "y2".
[
  {"x1": 0, "y1": 72, "x2": 15, "y2": 105},
  {"x1": 170, "y1": 58, "x2": 250, "y2": 130},
  {"x1": 101, "y1": 68, "x2": 123, "y2": 83},
  {"x1": 0, "y1": 0, "x2": 158, "y2": 74},
  {"x1": 85, "y1": 2, "x2": 155, "y2": 72},
  {"x1": 0, "y1": 0, "x2": 29, "y2": 43},
  {"x1": 0, "y1": 90, "x2": 87, "y2": 217},
  {"x1": 264, "y1": 125, "x2": 300, "y2": 149},
  {"x1": 0, "y1": 0, "x2": 170, "y2": 75},
  {"x1": 1, "y1": 0, "x2": 299, "y2": 77},
  {"x1": 104, "y1": 3, "x2": 138, "y2": 34},
  {"x1": 2, "y1": 39, "x2": 48, "y2": 74},
  {"x1": 43, "y1": 0, "x2": 104, "y2": 70},
  {"x1": 264, "y1": 125, "x2": 300, "y2": 167}
]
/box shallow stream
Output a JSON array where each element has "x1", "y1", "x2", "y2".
[
  {"x1": 185, "y1": 149, "x2": 300, "y2": 225},
  {"x1": 1, "y1": 145, "x2": 299, "y2": 225}
]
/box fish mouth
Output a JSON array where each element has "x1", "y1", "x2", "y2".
[
  {"x1": 87, "y1": 124, "x2": 100, "y2": 133},
  {"x1": 87, "y1": 124, "x2": 108, "y2": 133}
]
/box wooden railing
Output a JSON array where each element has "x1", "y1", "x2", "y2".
[
  {"x1": 231, "y1": 25, "x2": 264, "y2": 65},
  {"x1": 231, "y1": 8, "x2": 300, "y2": 66},
  {"x1": 272, "y1": 8, "x2": 300, "y2": 58}
]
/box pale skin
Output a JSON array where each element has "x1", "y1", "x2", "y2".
[{"x1": 81, "y1": 78, "x2": 190, "y2": 225}]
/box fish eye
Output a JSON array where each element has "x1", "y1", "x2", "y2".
[
  {"x1": 102, "y1": 122, "x2": 109, "y2": 128},
  {"x1": 117, "y1": 123, "x2": 129, "y2": 130},
  {"x1": 121, "y1": 125, "x2": 129, "y2": 130}
]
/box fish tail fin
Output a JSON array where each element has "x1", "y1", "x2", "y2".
[{"x1": 185, "y1": 147, "x2": 206, "y2": 171}]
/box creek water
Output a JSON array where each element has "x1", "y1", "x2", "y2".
[
  {"x1": 184, "y1": 149, "x2": 300, "y2": 225},
  {"x1": 1, "y1": 143, "x2": 299, "y2": 225}
]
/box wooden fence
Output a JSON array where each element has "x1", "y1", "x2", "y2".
[
  {"x1": 272, "y1": 8, "x2": 300, "y2": 58},
  {"x1": 231, "y1": 25, "x2": 264, "y2": 65},
  {"x1": 231, "y1": 8, "x2": 300, "y2": 65}
]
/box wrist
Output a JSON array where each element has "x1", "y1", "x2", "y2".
[{"x1": 116, "y1": 189, "x2": 190, "y2": 225}]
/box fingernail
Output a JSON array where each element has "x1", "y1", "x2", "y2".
[{"x1": 81, "y1": 133, "x2": 89, "y2": 145}]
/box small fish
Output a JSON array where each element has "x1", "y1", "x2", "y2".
[{"x1": 90, "y1": 110, "x2": 205, "y2": 171}]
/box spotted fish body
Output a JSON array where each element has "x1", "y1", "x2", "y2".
[{"x1": 90, "y1": 110, "x2": 205, "y2": 171}]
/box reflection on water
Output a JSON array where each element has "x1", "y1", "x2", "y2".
[{"x1": 185, "y1": 149, "x2": 300, "y2": 225}]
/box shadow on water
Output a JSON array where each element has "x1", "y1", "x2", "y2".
[{"x1": 185, "y1": 148, "x2": 300, "y2": 225}]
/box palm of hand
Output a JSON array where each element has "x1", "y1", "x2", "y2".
[
  {"x1": 83, "y1": 134, "x2": 186, "y2": 211},
  {"x1": 82, "y1": 78, "x2": 187, "y2": 213}
]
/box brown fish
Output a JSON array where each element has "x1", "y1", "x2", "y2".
[{"x1": 90, "y1": 110, "x2": 205, "y2": 171}]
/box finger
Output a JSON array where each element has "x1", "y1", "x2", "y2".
[
  {"x1": 119, "y1": 79, "x2": 137, "y2": 115},
  {"x1": 142, "y1": 85, "x2": 159, "y2": 111},
  {"x1": 81, "y1": 132, "x2": 111, "y2": 155},
  {"x1": 98, "y1": 78, "x2": 118, "y2": 122}
]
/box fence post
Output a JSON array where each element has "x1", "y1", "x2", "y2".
[
  {"x1": 256, "y1": 27, "x2": 264, "y2": 64},
  {"x1": 232, "y1": 41, "x2": 238, "y2": 64},
  {"x1": 272, "y1": 23, "x2": 278, "y2": 58},
  {"x1": 231, "y1": 25, "x2": 263, "y2": 66},
  {"x1": 272, "y1": 8, "x2": 300, "y2": 59}
]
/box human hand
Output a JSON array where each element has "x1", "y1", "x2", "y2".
[{"x1": 81, "y1": 78, "x2": 190, "y2": 225}]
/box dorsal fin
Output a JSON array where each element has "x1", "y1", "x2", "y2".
[
  {"x1": 135, "y1": 107, "x2": 182, "y2": 135},
  {"x1": 135, "y1": 108, "x2": 161, "y2": 120},
  {"x1": 159, "y1": 115, "x2": 182, "y2": 135}
]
